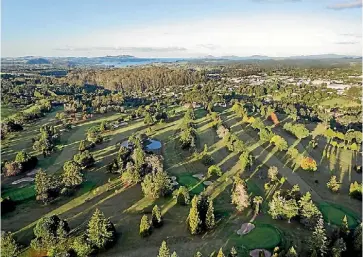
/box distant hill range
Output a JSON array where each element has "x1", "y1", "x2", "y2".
[
  {"x1": 200, "y1": 54, "x2": 361, "y2": 60},
  {"x1": 2, "y1": 54, "x2": 361, "y2": 67},
  {"x1": 26, "y1": 58, "x2": 51, "y2": 64}
]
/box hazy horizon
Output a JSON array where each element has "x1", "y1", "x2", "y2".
[{"x1": 1, "y1": 0, "x2": 362, "y2": 58}]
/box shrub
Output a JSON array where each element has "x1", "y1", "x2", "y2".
[
  {"x1": 349, "y1": 182, "x2": 362, "y2": 200},
  {"x1": 300, "y1": 157, "x2": 317, "y2": 171}
]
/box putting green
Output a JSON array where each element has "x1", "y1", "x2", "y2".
[
  {"x1": 231, "y1": 224, "x2": 281, "y2": 250},
  {"x1": 177, "y1": 173, "x2": 205, "y2": 194},
  {"x1": 319, "y1": 202, "x2": 360, "y2": 229}
]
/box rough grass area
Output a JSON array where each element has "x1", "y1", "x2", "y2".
[
  {"x1": 2, "y1": 185, "x2": 35, "y2": 202},
  {"x1": 319, "y1": 202, "x2": 360, "y2": 228},
  {"x1": 231, "y1": 223, "x2": 281, "y2": 250},
  {"x1": 177, "y1": 173, "x2": 205, "y2": 195}
]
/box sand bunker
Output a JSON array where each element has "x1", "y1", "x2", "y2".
[
  {"x1": 12, "y1": 177, "x2": 34, "y2": 185},
  {"x1": 237, "y1": 223, "x2": 255, "y2": 235},
  {"x1": 203, "y1": 181, "x2": 213, "y2": 186},
  {"x1": 249, "y1": 249, "x2": 271, "y2": 257},
  {"x1": 171, "y1": 181, "x2": 179, "y2": 186},
  {"x1": 171, "y1": 176, "x2": 177, "y2": 181},
  {"x1": 26, "y1": 169, "x2": 39, "y2": 176},
  {"x1": 192, "y1": 174, "x2": 204, "y2": 180}
]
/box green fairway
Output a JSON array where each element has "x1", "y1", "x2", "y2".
[
  {"x1": 1, "y1": 105, "x2": 17, "y2": 120},
  {"x1": 319, "y1": 202, "x2": 360, "y2": 228},
  {"x1": 177, "y1": 173, "x2": 205, "y2": 194},
  {"x1": 2, "y1": 185, "x2": 36, "y2": 202},
  {"x1": 320, "y1": 98, "x2": 361, "y2": 108},
  {"x1": 231, "y1": 223, "x2": 281, "y2": 250}
]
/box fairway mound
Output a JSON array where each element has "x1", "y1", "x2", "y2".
[
  {"x1": 12, "y1": 177, "x2": 34, "y2": 185},
  {"x1": 192, "y1": 173, "x2": 204, "y2": 180},
  {"x1": 250, "y1": 249, "x2": 271, "y2": 257},
  {"x1": 203, "y1": 181, "x2": 213, "y2": 186},
  {"x1": 237, "y1": 223, "x2": 255, "y2": 235}
]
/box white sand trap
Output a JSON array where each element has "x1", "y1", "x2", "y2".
[
  {"x1": 12, "y1": 177, "x2": 34, "y2": 185},
  {"x1": 171, "y1": 181, "x2": 179, "y2": 186},
  {"x1": 237, "y1": 223, "x2": 255, "y2": 235},
  {"x1": 27, "y1": 169, "x2": 39, "y2": 176},
  {"x1": 249, "y1": 249, "x2": 271, "y2": 257},
  {"x1": 192, "y1": 174, "x2": 204, "y2": 180},
  {"x1": 171, "y1": 176, "x2": 177, "y2": 181},
  {"x1": 203, "y1": 181, "x2": 213, "y2": 186}
]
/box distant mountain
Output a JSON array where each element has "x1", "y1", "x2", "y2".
[
  {"x1": 285, "y1": 54, "x2": 361, "y2": 60},
  {"x1": 26, "y1": 58, "x2": 51, "y2": 64},
  {"x1": 104, "y1": 55, "x2": 135, "y2": 58}
]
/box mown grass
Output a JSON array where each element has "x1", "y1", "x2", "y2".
[
  {"x1": 319, "y1": 202, "x2": 360, "y2": 228},
  {"x1": 177, "y1": 173, "x2": 205, "y2": 195},
  {"x1": 2, "y1": 185, "x2": 36, "y2": 202},
  {"x1": 230, "y1": 223, "x2": 282, "y2": 250}
]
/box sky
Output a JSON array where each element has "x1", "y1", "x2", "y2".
[{"x1": 1, "y1": 0, "x2": 362, "y2": 57}]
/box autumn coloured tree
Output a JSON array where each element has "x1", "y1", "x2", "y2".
[
  {"x1": 270, "y1": 112, "x2": 279, "y2": 125},
  {"x1": 231, "y1": 178, "x2": 250, "y2": 212},
  {"x1": 300, "y1": 157, "x2": 318, "y2": 171}
]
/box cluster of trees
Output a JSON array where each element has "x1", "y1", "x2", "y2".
[
  {"x1": 268, "y1": 185, "x2": 323, "y2": 229},
  {"x1": 187, "y1": 194, "x2": 215, "y2": 235},
  {"x1": 2, "y1": 150, "x2": 38, "y2": 177},
  {"x1": 32, "y1": 125, "x2": 60, "y2": 156},
  {"x1": 58, "y1": 67, "x2": 205, "y2": 93},
  {"x1": 4, "y1": 99, "x2": 52, "y2": 126},
  {"x1": 139, "y1": 205, "x2": 163, "y2": 237},
  {"x1": 1, "y1": 209, "x2": 116, "y2": 257},
  {"x1": 283, "y1": 122, "x2": 310, "y2": 139},
  {"x1": 179, "y1": 108, "x2": 197, "y2": 149}
]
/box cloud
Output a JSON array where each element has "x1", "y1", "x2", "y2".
[
  {"x1": 196, "y1": 44, "x2": 220, "y2": 50},
  {"x1": 335, "y1": 41, "x2": 359, "y2": 44},
  {"x1": 327, "y1": 0, "x2": 362, "y2": 10},
  {"x1": 55, "y1": 46, "x2": 187, "y2": 53},
  {"x1": 340, "y1": 33, "x2": 362, "y2": 38}
]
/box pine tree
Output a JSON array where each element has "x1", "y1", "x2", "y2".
[
  {"x1": 152, "y1": 205, "x2": 163, "y2": 228},
  {"x1": 62, "y1": 160, "x2": 83, "y2": 187},
  {"x1": 327, "y1": 176, "x2": 340, "y2": 193},
  {"x1": 353, "y1": 223, "x2": 362, "y2": 252},
  {"x1": 309, "y1": 218, "x2": 328, "y2": 256},
  {"x1": 286, "y1": 246, "x2": 297, "y2": 257},
  {"x1": 187, "y1": 196, "x2": 202, "y2": 235},
  {"x1": 87, "y1": 209, "x2": 116, "y2": 249},
  {"x1": 139, "y1": 215, "x2": 152, "y2": 237},
  {"x1": 34, "y1": 169, "x2": 54, "y2": 204},
  {"x1": 157, "y1": 241, "x2": 170, "y2": 257},
  {"x1": 79, "y1": 140, "x2": 86, "y2": 152},
  {"x1": 340, "y1": 215, "x2": 350, "y2": 236},
  {"x1": 205, "y1": 199, "x2": 215, "y2": 230},
  {"x1": 217, "y1": 248, "x2": 225, "y2": 257},
  {"x1": 194, "y1": 251, "x2": 203, "y2": 257},
  {"x1": 171, "y1": 251, "x2": 178, "y2": 257},
  {"x1": 228, "y1": 246, "x2": 238, "y2": 257},
  {"x1": 1, "y1": 232, "x2": 19, "y2": 257},
  {"x1": 253, "y1": 196, "x2": 263, "y2": 215},
  {"x1": 310, "y1": 250, "x2": 318, "y2": 257},
  {"x1": 331, "y1": 238, "x2": 346, "y2": 257}
]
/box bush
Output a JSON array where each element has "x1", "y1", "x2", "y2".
[
  {"x1": 207, "y1": 165, "x2": 222, "y2": 177},
  {"x1": 174, "y1": 186, "x2": 190, "y2": 205},
  {"x1": 349, "y1": 182, "x2": 362, "y2": 201}
]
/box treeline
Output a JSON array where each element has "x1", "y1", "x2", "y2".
[{"x1": 57, "y1": 67, "x2": 205, "y2": 92}]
